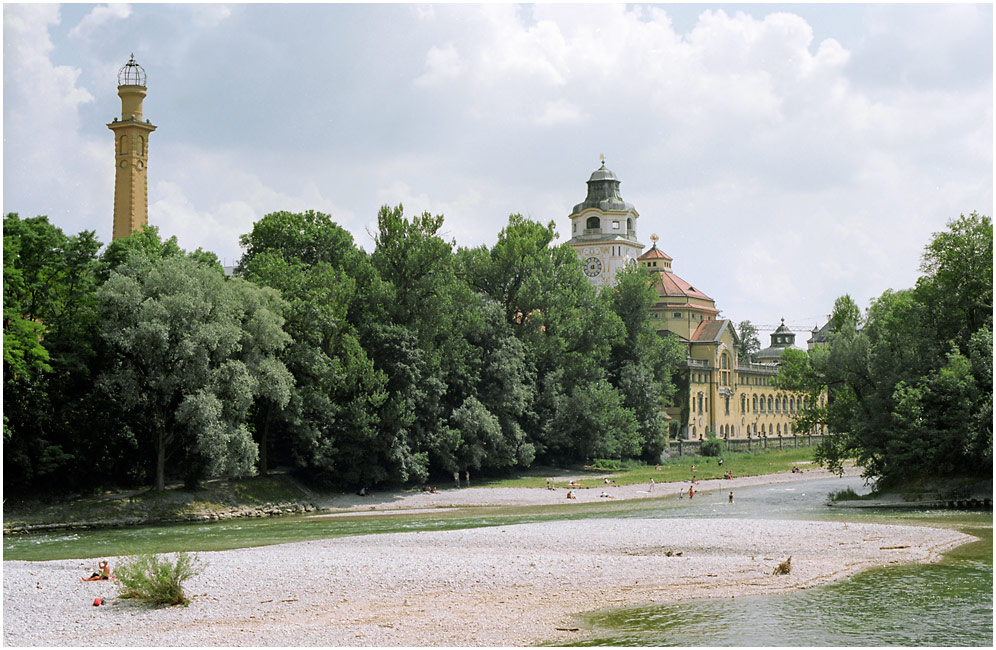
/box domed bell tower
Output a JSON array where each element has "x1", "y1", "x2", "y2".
[
  {"x1": 107, "y1": 55, "x2": 157, "y2": 240},
  {"x1": 565, "y1": 156, "x2": 644, "y2": 288}
]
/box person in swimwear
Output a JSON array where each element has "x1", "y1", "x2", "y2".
[{"x1": 84, "y1": 561, "x2": 111, "y2": 581}]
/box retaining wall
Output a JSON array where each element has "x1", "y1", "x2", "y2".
[{"x1": 667, "y1": 434, "x2": 827, "y2": 458}]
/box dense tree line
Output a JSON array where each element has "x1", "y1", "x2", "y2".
[
  {"x1": 776, "y1": 213, "x2": 992, "y2": 485},
  {"x1": 4, "y1": 208, "x2": 681, "y2": 494}
]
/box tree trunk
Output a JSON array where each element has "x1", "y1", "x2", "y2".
[
  {"x1": 155, "y1": 427, "x2": 166, "y2": 492},
  {"x1": 257, "y1": 404, "x2": 271, "y2": 476}
]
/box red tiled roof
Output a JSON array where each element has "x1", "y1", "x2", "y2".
[
  {"x1": 690, "y1": 319, "x2": 730, "y2": 343},
  {"x1": 660, "y1": 302, "x2": 719, "y2": 314},
  {"x1": 638, "y1": 247, "x2": 672, "y2": 261},
  {"x1": 654, "y1": 270, "x2": 713, "y2": 302}
]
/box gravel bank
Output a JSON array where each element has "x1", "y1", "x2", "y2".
[
  {"x1": 3, "y1": 515, "x2": 971, "y2": 646},
  {"x1": 313, "y1": 464, "x2": 859, "y2": 513}
]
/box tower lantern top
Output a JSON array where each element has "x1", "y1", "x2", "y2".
[{"x1": 117, "y1": 54, "x2": 146, "y2": 87}]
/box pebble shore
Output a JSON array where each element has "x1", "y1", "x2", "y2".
[{"x1": 2, "y1": 471, "x2": 974, "y2": 647}]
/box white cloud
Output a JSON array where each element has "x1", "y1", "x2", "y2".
[
  {"x1": 67, "y1": 3, "x2": 131, "y2": 41},
  {"x1": 3, "y1": 4, "x2": 105, "y2": 230},
  {"x1": 188, "y1": 3, "x2": 233, "y2": 29},
  {"x1": 3, "y1": 3, "x2": 990, "y2": 336},
  {"x1": 414, "y1": 43, "x2": 465, "y2": 86},
  {"x1": 533, "y1": 99, "x2": 585, "y2": 126},
  {"x1": 149, "y1": 146, "x2": 354, "y2": 262}
]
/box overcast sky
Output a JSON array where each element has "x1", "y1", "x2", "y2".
[{"x1": 4, "y1": 2, "x2": 992, "y2": 343}]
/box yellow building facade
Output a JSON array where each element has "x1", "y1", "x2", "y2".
[
  {"x1": 107, "y1": 55, "x2": 156, "y2": 240},
  {"x1": 568, "y1": 162, "x2": 815, "y2": 441}
]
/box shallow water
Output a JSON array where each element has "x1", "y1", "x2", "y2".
[
  {"x1": 0, "y1": 475, "x2": 970, "y2": 559},
  {"x1": 561, "y1": 479, "x2": 994, "y2": 647}
]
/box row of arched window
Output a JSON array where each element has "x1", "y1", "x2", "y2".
[
  {"x1": 693, "y1": 422, "x2": 797, "y2": 438},
  {"x1": 740, "y1": 393, "x2": 808, "y2": 414}
]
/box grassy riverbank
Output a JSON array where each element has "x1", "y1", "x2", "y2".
[
  {"x1": 2, "y1": 474, "x2": 314, "y2": 534},
  {"x1": 487, "y1": 447, "x2": 819, "y2": 488},
  {"x1": 4, "y1": 448, "x2": 820, "y2": 533}
]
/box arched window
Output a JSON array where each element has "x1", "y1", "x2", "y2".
[
  {"x1": 725, "y1": 396, "x2": 730, "y2": 415},
  {"x1": 586, "y1": 216, "x2": 600, "y2": 230},
  {"x1": 761, "y1": 424, "x2": 766, "y2": 435},
  {"x1": 119, "y1": 135, "x2": 127, "y2": 155},
  {"x1": 790, "y1": 397, "x2": 795, "y2": 412},
  {"x1": 741, "y1": 394, "x2": 746, "y2": 413},
  {"x1": 752, "y1": 395, "x2": 758, "y2": 411},
  {"x1": 768, "y1": 396, "x2": 773, "y2": 411},
  {"x1": 627, "y1": 218, "x2": 633, "y2": 231},
  {"x1": 777, "y1": 423, "x2": 781, "y2": 435},
  {"x1": 138, "y1": 136, "x2": 145, "y2": 156}
]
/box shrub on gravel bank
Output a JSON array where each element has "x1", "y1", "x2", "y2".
[{"x1": 116, "y1": 552, "x2": 203, "y2": 606}]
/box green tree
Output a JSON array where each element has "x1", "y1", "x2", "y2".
[
  {"x1": 736, "y1": 320, "x2": 761, "y2": 364},
  {"x1": 3, "y1": 219, "x2": 52, "y2": 388},
  {"x1": 777, "y1": 215, "x2": 993, "y2": 483},
  {"x1": 3, "y1": 214, "x2": 110, "y2": 492},
  {"x1": 461, "y1": 214, "x2": 634, "y2": 463},
  {"x1": 601, "y1": 265, "x2": 683, "y2": 461},
  {"x1": 238, "y1": 211, "x2": 409, "y2": 485},
  {"x1": 98, "y1": 248, "x2": 293, "y2": 490},
  {"x1": 916, "y1": 212, "x2": 993, "y2": 350}
]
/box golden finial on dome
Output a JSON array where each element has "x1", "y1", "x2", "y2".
[{"x1": 650, "y1": 233, "x2": 659, "y2": 245}]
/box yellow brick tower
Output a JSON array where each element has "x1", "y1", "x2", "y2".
[{"x1": 107, "y1": 55, "x2": 157, "y2": 240}]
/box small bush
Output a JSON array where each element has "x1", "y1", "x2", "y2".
[
  {"x1": 589, "y1": 458, "x2": 622, "y2": 470},
  {"x1": 700, "y1": 438, "x2": 723, "y2": 457},
  {"x1": 773, "y1": 556, "x2": 792, "y2": 575},
  {"x1": 828, "y1": 487, "x2": 861, "y2": 502},
  {"x1": 116, "y1": 552, "x2": 203, "y2": 606}
]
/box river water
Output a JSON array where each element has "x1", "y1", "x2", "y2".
[
  {"x1": 569, "y1": 476, "x2": 993, "y2": 647},
  {"x1": 5, "y1": 476, "x2": 992, "y2": 646}
]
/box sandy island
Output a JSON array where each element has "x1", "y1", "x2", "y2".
[{"x1": 2, "y1": 469, "x2": 975, "y2": 647}]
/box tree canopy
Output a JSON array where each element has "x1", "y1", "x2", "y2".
[
  {"x1": 776, "y1": 213, "x2": 992, "y2": 484},
  {"x1": 4, "y1": 206, "x2": 686, "y2": 495}
]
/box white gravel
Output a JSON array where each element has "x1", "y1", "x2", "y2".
[{"x1": 3, "y1": 513, "x2": 972, "y2": 646}]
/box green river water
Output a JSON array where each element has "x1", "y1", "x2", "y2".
[{"x1": 4, "y1": 476, "x2": 992, "y2": 646}]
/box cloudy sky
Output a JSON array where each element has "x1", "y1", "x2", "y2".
[{"x1": 4, "y1": 2, "x2": 992, "y2": 343}]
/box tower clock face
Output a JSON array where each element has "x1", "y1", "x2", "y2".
[{"x1": 583, "y1": 256, "x2": 603, "y2": 277}]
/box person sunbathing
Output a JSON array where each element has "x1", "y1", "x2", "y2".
[
  {"x1": 83, "y1": 561, "x2": 111, "y2": 581},
  {"x1": 566, "y1": 490, "x2": 577, "y2": 499}
]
